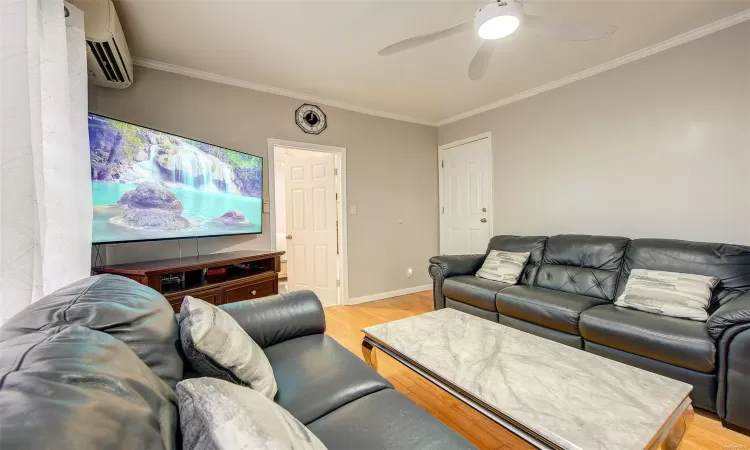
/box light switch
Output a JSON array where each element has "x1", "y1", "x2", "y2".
[
  {"x1": 350, "y1": 205, "x2": 357, "y2": 215},
  {"x1": 263, "y1": 199, "x2": 270, "y2": 213}
]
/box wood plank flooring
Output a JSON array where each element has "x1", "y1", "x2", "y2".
[{"x1": 324, "y1": 290, "x2": 750, "y2": 450}]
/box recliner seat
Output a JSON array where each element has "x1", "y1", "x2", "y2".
[
  {"x1": 429, "y1": 234, "x2": 750, "y2": 434},
  {"x1": 496, "y1": 285, "x2": 608, "y2": 336},
  {"x1": 580, "y1": 304, "x2": 716, "y2": 373},
  {"x1": 443, "y1": 275, "x2": 509, "y2": 312}
]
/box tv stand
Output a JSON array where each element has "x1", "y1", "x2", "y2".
[{"x1": 92, "y1": 250, "x2": 285, "y2": 312}]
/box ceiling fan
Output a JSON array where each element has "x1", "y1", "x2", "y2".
[{"x1": 378, "y1": 0, "x2": 617, "y2": 81}]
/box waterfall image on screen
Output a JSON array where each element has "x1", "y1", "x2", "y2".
[{"x1": 89, "y1": 114, "x2": 263, "y2": 244}]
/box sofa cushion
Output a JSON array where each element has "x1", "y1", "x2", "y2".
[
  {"x1": 0, "y1": 325, "x2": 177, "y2": 450},
  {"x1": 486, "y1": 235, "x2": 547, "y2": 285},
  {"x1": 307, "y1": 389, "x2": 474, "y2": 450},
  {"x1": 496, "y1": 285, "x2": 607, "y2": 335},
  {"x1": 264, "y1": 334, "x2": 392, "y2": 424},
  {"x1": 0, "y1": 274, "x2": 182, "y2": 388},
  {"x1": 535, "y1": 235, "x2": 630, "y2": 301},
  {"x1": 443, "y1": 275, "x2": 510, "y2": 312},
  {"x1": 446, "y1": 298, "x2": 499, "y2": 322},
  {"x1": 617, "y1": 238, "x2": 750, "y2": 307},
  {"x1": 580, "y1": 305, "x2": 716, "y2": 373}
]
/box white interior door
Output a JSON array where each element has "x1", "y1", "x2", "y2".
[
  {"x1": 284, "y1": 149, "x2": 339, "y2": 306},
  {"x1": 440, "y1": 138, "x2": 492, "y2": 255}
]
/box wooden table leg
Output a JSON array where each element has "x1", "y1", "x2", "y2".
[
  {"x1": 660, "y1": 404, "x2": 694, "y2": 450},
  {"x1": 362, "y1": 339, "x2": 377, "y2": 371}
]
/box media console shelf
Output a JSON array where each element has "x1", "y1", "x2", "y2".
[{"x1": 92, "y1": 250, "x2": 285, "y2": 312}]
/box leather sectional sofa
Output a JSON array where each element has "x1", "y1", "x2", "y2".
[
  {"x1": 0, "y1": 275, "x2": 474, "y2": 450},
  {"x1": 430, "y1": 234, "x2": 750, "y2": 433}
]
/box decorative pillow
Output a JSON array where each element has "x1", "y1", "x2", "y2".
[
  {"x1": 475, "y1": 250, "x2": 531, "y2": 284},
  {"x1": 179, "y1": 296, "x2": 277, "y2": 399},
  {"x1": 177, "y1": 378, "x2": 327, "y2": 450},
  {"x1": 615, "y1": 269, "x2": 720, "y2": 321}
]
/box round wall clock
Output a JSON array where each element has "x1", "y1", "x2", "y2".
[{"x1": 295, "y1": 104, "x2": 327, "y2": 135}]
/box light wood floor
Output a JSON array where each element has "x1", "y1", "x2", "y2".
[{"x1": 324, "y1": 290, "x2": 750, "y2": 450}]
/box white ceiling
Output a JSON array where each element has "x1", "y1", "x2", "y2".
[{"x1": 114, "y1": 0, "x2": 750, "y2": 125}]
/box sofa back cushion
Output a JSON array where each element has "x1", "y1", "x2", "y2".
[
  {"x1": 486, "y1": 235, "x2": 547, "y2": 286},
  {"x1": 0, "y1": 325, "x2": 177, "y2": 450},
  {"x1": 535, "y1": 235, "x2": 630, "y2": 301},
  {"x1": 0, "y1": 275, "x2": 182, "y2": 450},
  {"x1": 617, "y1": 239, "x2": 750, "y2": 307},
  {"x1": 0, "y1": 274, "x2": 182, "y2": 388}
]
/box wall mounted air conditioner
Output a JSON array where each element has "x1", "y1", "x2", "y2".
[{"x1": 71, "y1": 0, "x2": 133, "y2": 88}]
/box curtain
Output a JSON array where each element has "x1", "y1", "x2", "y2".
[{"x1": 0, "y1": 0, "x2": 92, "y2": 324}]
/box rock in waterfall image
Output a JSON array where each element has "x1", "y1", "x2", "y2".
[{"x1": 89, "y1": 114, "x2": 262, "y2": 243}]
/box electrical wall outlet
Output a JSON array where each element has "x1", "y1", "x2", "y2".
[{"x1": 407, "y1": 267, "x2": 413, "y2": 278}]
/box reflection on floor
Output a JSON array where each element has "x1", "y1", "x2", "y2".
[{"x1": 323, "y1": 290, "x2": 750, "y2": 450}]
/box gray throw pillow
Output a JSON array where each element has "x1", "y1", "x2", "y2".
[
  {"x1": 177, "y1": 378, "x2": 327, "y2": 450},
  {"x1": 615, "y1": 269, "x2": 720, "y2": 321},
  {"x1": 475, "y1": 250, "x2": 531, "y2": 284},
  {"x1": 179, "y1": 296, "x2": 277, "y2": 399}
]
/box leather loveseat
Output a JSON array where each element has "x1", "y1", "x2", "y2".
[
  {"x1": 0, "y1": 274, "x2": 474, "y2": 450},
  {"x1": 429, "y1": 234, "x2": 750, "y2": 434}
]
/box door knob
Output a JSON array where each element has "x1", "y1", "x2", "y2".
[
  {"x1": 286, "y1": 235, "x2": 292, "y2": 240},
  {"x1": 480, "y1": 218, "x2": 487, "y2": 223},
  {"x1": 482, "y1": 208, "x2": 487, "y2": 212}
]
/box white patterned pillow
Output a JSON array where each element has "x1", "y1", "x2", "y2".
[
  {"x1": 475, "y1": 250, "x2": 531, "y2": 284},
  {"x1": 179, "y1": 296, "x2": 277, "y2": 399},
  {"x1": 615, "y1": 269, "x2": 720, "y2": 321},
  {"x1": 177, "y1": 378, "x2": 327, "y2": 450}
]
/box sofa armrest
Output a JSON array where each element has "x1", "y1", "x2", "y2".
[
  {"x1": 708, "y1": 291, "x2": 750, "y2": 340},
  {"x1": 219, "y1": 290, "x2": 325, "y2": 349},
  {"x1": 428, "y1": 254, "x2": 485, "y2": 278},
  {"x1": 428, "y1": 254, "x2": 485, "y2": 310}
]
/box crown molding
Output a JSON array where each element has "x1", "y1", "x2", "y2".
[
  {"x1": 436, "y1": 8, "x2": 750, "y2": 127},
  {"x1": 132, "y1": 9, "x2": 750, "y2": 129},
  {"x1": 131, "y1": 57, "x2": 436, "y2": 126}
]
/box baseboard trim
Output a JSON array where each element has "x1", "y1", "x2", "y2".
[{"x1": 348, "y1": 284, "x2": 431, "y2": 305}]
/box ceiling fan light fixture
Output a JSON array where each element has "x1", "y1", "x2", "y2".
[
  {"x1": 478, "y1": 16, "x2": 520, "y2": 39},
  {"x1": 475, "y1": 2, "x2": 522, "y2": 40}
]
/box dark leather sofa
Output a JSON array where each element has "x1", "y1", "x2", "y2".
[
  {"x1": 0, "y1": 274, "x2": 474, "y2": 450},
  {"x1": 430, "y1": 234, "x2": 750, "y2": 433}
]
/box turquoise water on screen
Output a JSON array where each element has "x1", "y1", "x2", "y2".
[{"x1": 92, "y1": 182, "x2": 262, "y2": 243}]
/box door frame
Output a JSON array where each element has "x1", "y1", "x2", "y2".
[
  {"x1": 437, "y1": 132, "x2": 493, "y2": 255},
  {"x1": 267, "y1": 138, "x2": 349, "y2": 305}
]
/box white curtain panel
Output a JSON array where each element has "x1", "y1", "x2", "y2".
[{"x1": 0, "y1": 0, "x2": 92, "y2": 324}]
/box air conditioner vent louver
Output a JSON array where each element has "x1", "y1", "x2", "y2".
[
  {"x1": 73, "y1": 0, "x2": 133, "y2": 89},
  {"x1": 87, "y1": 40, "x2": 131, "y2": 84}
]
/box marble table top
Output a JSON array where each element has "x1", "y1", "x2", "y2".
[{"x1": 363, "y1": 308, "x2": 692, "y2": 450}]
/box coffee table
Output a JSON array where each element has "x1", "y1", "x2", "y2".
[{"x1": 362, "y1": 308, "x2": 693, "y2": 450}]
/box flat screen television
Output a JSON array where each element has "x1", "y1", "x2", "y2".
[{"x1": 89, "y1": 113, "x2": 263, "y2": 244}]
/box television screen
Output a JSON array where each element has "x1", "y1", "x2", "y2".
[{"x1": 89, "y1": 114, "x2": 263, "y2": 244}]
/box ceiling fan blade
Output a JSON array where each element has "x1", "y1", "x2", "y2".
[
  {"x1": 524, "y1": 14, "x2": 617, "y2": 41},
  {"x1": 468, "y1": 40, "x2": 496, "y2": 81},
  {"x1": 379, "y1": 19, "x2": 473, "y2": 56}
]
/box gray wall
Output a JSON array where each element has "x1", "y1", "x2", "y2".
[
  {"x1": 91, "y1": 66, "x2": 438, "y2": 298},
  {"x1": 439, "y1": 22, "x2": 750, "y2": 245}
]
